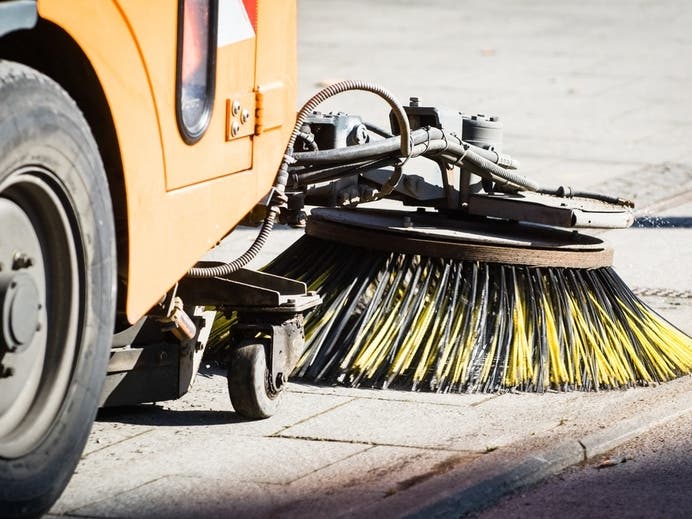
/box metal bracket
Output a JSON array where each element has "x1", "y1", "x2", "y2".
[
  {"x1": 178, "y1": 266, "x2": 320, "y2": 394},
  {"x1": 255, "y1": 82, "x2": 286, "y2": 135},
  {"x1": 225, "y1": 92, "x2": 256, "y2": 141},
  {"x1": 233, "y1": 315, "x2": 305, "y2": 393},
  {"x1": 467, "y1": 192, "x2": 635, "y2": 229},
  {"x1": 177, "y1": 265, "x2": 321, "y2": 313}
]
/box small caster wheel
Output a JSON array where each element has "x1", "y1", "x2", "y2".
[{"x1": 227, "y1": 340, "x2": 282, "y2": 419}]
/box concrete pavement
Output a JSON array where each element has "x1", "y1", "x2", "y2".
[
  {"x1": 48, "y1": 374, "x2": 691, "y2": 518},
  {"x1": 50, "y1": 1, "x2": 691, "y2": 517}
]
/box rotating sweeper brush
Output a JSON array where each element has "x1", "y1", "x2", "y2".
[
  {"x1": 207, "y1": 81, "x2": 692, "y2": 393},
  {"x1": 266, "y1": 209, "x2": 691, "y2": 392}
]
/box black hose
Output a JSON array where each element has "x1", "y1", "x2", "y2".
[
  {"x1": 406, "y1": 136, "x2": 538, "y2": 191},
  {"x1": 294, "y1": 158, "x2": 393, "y2": 185},
  {"x1": 293, "y1": 135, "x2": 402, "y2": 164},
  {"x1": 364, "y1": 122, "x2": 393, "y2": 138},
  {"x1": 538, "y1": 186, "x2": 635, "y2": 207},
  {"x1": 446, "y1": 144, "x2": 540, "y2": 191},
  {"x1": 292, "y1": 127, "x2": 534, "y2": 190}
]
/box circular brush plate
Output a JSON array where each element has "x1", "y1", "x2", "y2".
[{"x1": 306, "y1": 207, "x2": 613, "y2": 268}]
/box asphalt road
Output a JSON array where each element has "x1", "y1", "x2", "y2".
[{"x1": 474, "y1": 410, "x2": 692, "y2": 519}]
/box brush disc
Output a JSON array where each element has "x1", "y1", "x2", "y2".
[{"x1": 306, "y1": 208, "x2": 613, "y2": 269}]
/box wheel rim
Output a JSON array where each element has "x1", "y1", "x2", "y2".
[{"x1": 0, "y1": 166, "x2": 82, "y2": 458}]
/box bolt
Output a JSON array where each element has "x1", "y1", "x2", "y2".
[
  {"x1": 12, "y1": 253, "x2": 33, "y2": 270},
  {"x1": 349, "y1": 124, "x2": 369, "y2": 145},
  {"x1": 240, "y1": 109, "x2": 250, "y2": 124},
  {"x1": 232, "y1": 100, "x2": 241, "y2": 116},
  {"x1": 403, "y1": 216, "x2": 413, "y2": 228},
  {"x1": 159, "y1": 351, "x2": 168, "y2": 362},
  {"x1": 409, "y1": 96, "x2": 420, "y2": 107},
  {"x1": 275, "y1": 373, "x2": 286, "y2": 389},
  {"x1": 290, "y1": 211, "x2": 307, "y2": 228},
  {"x1": 231, "y1": 121, "x2": 241, "y2": 137}
]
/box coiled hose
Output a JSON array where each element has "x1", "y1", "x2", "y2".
[{"x1": 186, "y1": 80, "x2": 411, "y2": 278}]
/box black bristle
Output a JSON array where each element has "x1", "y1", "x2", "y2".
[{"x1": 209, "y1": 235, "x2": 692, "y2": 393}]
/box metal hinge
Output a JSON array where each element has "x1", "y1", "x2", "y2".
[{"x1": 255, "y1": 82, "x2": 285, "y2": 135}]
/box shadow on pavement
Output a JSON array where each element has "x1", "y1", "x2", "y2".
[
  {"x1": 633, "y1": 216, "x2": 692, "y2": 228},
  {"x1": 96, "y1": 406, "x2": 249, "y2": 427}
]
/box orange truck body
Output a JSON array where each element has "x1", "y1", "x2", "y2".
[
  {"x1": 37, "y1": 0, "x2": 297, "y2": 321},
  {"x1": 0, "y1": 2, "x2": 301, "y2": 515}
]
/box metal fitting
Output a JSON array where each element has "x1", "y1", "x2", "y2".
[
  {"x1": 348, "y1": 124, "x2": 369, "y2": 145},
  {"x1": 12, "y1": 253, "x2": 33, "y2": 270},
  {"x1": 161, "y1": 296, "x2": 197, "y2": 342}
]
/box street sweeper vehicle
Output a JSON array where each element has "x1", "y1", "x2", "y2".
[{"x1": 1, "y1": 1, "x2": 691, "y2": 518}]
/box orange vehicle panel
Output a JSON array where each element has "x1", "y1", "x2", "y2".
[
  {"x1": 37, "y1": 0, "x2": 297, "y2": 322},
  {"x1": 115, "y1": 1, "x2": 256, "y2": 190}
]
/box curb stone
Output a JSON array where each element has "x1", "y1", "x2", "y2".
[
  {"x1": 358, "y1": 379, "x2": 692, "y2": 519},
  {"x1": 578, "y1": 388, "x2": 691, "y2": 459},
  {"x1": 403, "y1": 441, "x2": 584, "y2": 519}
]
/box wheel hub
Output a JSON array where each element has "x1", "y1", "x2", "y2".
[
  {"x1": 0, "y1": 272, "x2": 40, "y2": 355},
  {"x1": 0, "y1": 168, "x2": 79, "y2": 458},
  {"x1": 0, "y1": 197, "x2": 47, "y2": 448}
]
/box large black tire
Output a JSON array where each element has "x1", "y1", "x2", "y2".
[{"x1": 0, "y1": 61, "x2": 116, "y2": 518}]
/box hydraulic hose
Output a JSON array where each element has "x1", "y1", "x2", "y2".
[
  {"x1": 537, "y1": 186, "x2": 635, "y2": 207},
  {"x1": 364, "y1": 122, "x2": 394, "y2": 138},
  {"x1": 186, "y1": 80, "x2": 411, "y2": 278},
  {"x1": 294, "y1": 129, "x2": 537, "y2": 191},
  {"x1": 293, "y1": 158, "x2": 392, "y2": 185},
  {"x1": 289, "y1": 80, "x2": 411, "y2": 158},
  {"x1": 293, "y1": 136, "x2": 400, "y2": 165},
  {"x1": 296, "y1": 130, "x2": 319, "y2": 151},
  {"x1": 293, "y1": 127, "x2": 518, "y2": 168},
  {"x1": 442, "y1": 142, "x2": 540, "y2": 191}
]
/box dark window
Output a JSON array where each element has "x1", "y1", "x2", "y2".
[{"x1": 176, "y1": 0, "x2": 217, "y2": 144}]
